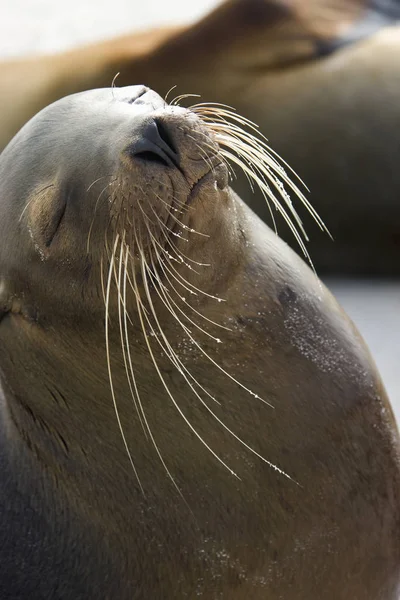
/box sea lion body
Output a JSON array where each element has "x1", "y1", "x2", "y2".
[
  {"x1": 0, "y1": 86, "x2": 399, "y2": 599},
  {"x1": 1, "y1": 1, "x2": 400, "y2": 273}
]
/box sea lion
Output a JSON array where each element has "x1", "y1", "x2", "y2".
[
  {"x1": 1, "y1": 0, "x2": 400, "y2": 274},
  {"x1": 0, "y1": 85, "x2": 399, "y2": 599}
]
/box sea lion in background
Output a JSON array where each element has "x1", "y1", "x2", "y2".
[
  {"x1": 0, "y1": 85, "x2": 399, "y2": 599},
  {"x1": 1, "y1": 0, "x2": 400, "y2": 274}
]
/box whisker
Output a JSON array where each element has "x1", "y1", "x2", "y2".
[
  {"x1": 111, "y1": 72, "x2": 120, "y2": 98},
  {"x1": 87, "y1": 176, "x2": 117, "y2": 254},
  {"x1": 104, "y1": 233, "x2": 144, "y2": 494},
  {"x1": 146, "y1": 229, "x2": 231, "y2": 332},
  {"x1": 130, "y1": 231, "x2": 198, "y2": 502},
  {"x1": 164, "y1": 85, "x2": 178, "y2": 103},
  {"x1": 170, "y1": 92, "x2": 201, "y2": 106},
  {"x1": 188, "y1": 102, "x2": 331, "y2": 262},
  {"x1": 153, "y1": 193, "x2": 209, "y2": 238},
  {"x1": 117, "y1": 234, "x2": 148, "y2": 437},
  {"x1": 147, "y1": 245, "x2": 224, "y2": 343}
]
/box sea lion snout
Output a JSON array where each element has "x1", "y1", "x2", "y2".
[{"x1": 118, "y1": 88, "x2": 227, "y2": 191}]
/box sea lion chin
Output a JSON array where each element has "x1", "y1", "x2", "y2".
[{"x1": 0, "y1": 85, "x2": 399, "y2": 600}]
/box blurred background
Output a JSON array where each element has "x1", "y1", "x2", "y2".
[
  {"x1": 1, "y1": 0, "x2": 399, "y2": 421},
  {"x1": 1, "y1": 0, "x2": 217, "y2": 57}
]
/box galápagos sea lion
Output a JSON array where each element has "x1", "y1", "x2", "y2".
[
  {"x1": 1, "y1": 0, "x2": 400, "y2": 273},
  {"x1": 0, "y1": 85, "x2": 399, "y2": 599}
]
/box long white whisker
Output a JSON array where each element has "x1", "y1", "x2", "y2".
[
  {"x1": 117, "y1": 234, "x2": 148, "y2": 437},
  {"x1": 104, "y1": 233, "x2": 144, "y2": 494},
  {"x1": 146, "y1": 230, "x2": 231, "y2": 333}
]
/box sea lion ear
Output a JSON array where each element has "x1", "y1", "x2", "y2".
[{"x1": 23, "y1": 181, "x2": 67, "y2": 258}]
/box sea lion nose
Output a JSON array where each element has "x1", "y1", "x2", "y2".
[{"x1": 128, "y1": 118, "x2": 179, "y2": 169}]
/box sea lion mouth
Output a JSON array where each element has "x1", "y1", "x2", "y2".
[{"x1": 186, "y1": 162, "x2": 228, "y2": 206}]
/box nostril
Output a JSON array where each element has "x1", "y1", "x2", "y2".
[
  {"x1": 127, "y1": 118, "x2": 180, "y2": 169},
  {"x1": 134, "y1": 150, "x2": 169, "y2": 167},
  {"x1": 155, "y1": 119, "x2": 178, "y2": 156},
  {"x1": 127, "y1": 87, "x2": 148, "y2": 104}
]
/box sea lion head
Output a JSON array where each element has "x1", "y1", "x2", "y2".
[{"x1": 0, "y1": 86, "x2": 242, "y2": 329}]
